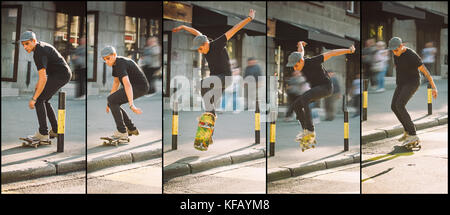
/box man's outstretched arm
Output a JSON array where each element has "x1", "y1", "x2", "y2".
[
  {"x1": 323, "y1": 45, "x2": 355, "y2": 62},
  {"x1": 225, "y1": 9, "x2": 255, "y2": 40},
  {"x1": 172, "y1": 25, "x2": 202, "y2": 36}
]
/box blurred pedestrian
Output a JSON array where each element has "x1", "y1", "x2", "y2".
[
  {"x1": 351, "y1": 73, "x2": 361, "y2": 118},
  {"x1": 362, "y1": 38, "x2": 377, "y2": 89},
  {"x1": 140, "y1": 36, "x2": 161, "y2": 96},
  {"x1": 324, "y1": 71, "x2": 341, "y2": 121},
  {"x1": 222, "y1": 59, "x2": 242, "y2": 112},
  {"x1": 72, "y1": 35, "x2": 86, "y2": 99},
  {"x1": 372, "y1": 41, "x2": 389, "y2": 93},
  {"x1": 244, "y1": 57, "x2": 262, "y2": 110},
  {"x1": 421, "y1": 41, "x2": 437, "y2": 85}
]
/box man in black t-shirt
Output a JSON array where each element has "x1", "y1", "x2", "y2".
[
  {"x1": 19, "y1": 31, "x2": 72, "y2": 141},
  {"x1": 101, "y1": 46, "x2": 149, "y2": 141},
  {"x1": 286, "y1": 41, "x2": 355, "y2": 150},
  {"x1": 172, "y1": 9, "x2": 256, "y2": 151},
  {"x1": 388, "y1": 37, "x2": 438, "y2": 147}
]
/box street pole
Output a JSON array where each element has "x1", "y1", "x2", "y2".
[
  {"x1": 362, "y1": 79, "x2": 368, "y2": 121},
  {"x1": 427, "y1": 84, "x2": 432, "y2": 115},
  {"x1": 57, "y1": 91, "x2": 65, "y2": 153}
]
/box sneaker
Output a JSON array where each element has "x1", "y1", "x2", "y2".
[
  {"x1": 127, "y1": 128, "x2": 139, "y2": 136},
  {"x1": 49, "y1": 130, "x2": 58, "y2": 139},
  {"x1": 295, "y1": 129, "x2": 306, "y2": 141},
  {"x1": 111, "y1": 130, "x2": 128, "y2": 140},
  {"x1": 28, "y1": 132, "x2": 49, "y2": 141},
  {"x1": 402, "y1": 135, "x2": 419, "y2": 146},
  {"x1": 397, "y1": 131, "x2": 409, "y2": 142}
]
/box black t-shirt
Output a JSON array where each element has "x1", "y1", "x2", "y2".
[
  {"x1": 112, "y1": 56, "x2": 149, "y2": 90},
  {"x1": 301, "y1": 54, "x2": 331, "y2": 87},
  {"x1": 393, "y1": 48, "x2": 423, "y2": 85},
  {"x1": 33, "y1": 41, "x2": 71, "y2": 77},
  {"x1": 204, "y1": 34, "x2": 232, "y2": 77}
]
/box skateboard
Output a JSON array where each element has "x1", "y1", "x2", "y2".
[
  {"x1": 100, "y1": 136, "x2": 130, "y2": 147},
  {"x1": 20, "y1": 137, "x2": 51, "y2": 148},
  {"x1": 298, "y1": 138, "x2": 316, "y2": 152},
  {"x1": 194, "y1": 112, "x2": 216, "y2": 151},
  {"x1": 403, "y1": 139, "x2": 421, "y2": 151}
]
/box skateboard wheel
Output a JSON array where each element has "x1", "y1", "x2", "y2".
[{"x1": 312, "y1": 145, "x2": 315, "y2": 148}]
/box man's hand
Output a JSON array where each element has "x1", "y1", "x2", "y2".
[
  {"x1": 298, "y1": 41, "x2": 307, "y2": 47},
  {"x1": 172, "y1": 25, "x2": 184, "y2": 33},
  {"x1": 248, "y1": 9, "x2": 255, "y2": 20},
  {"x1": 28, "y1": 99, "x2": 36, "y2": 109},
  {"x1": 349, "y1": 45, "x2": 355, "y2": 54},
  {"x1": 432, "y1": 88, "x2": 438, "y2": 99},
  {"x1": 106, "y1": 105, "x2": 110, "y2": 113},
  {"x1": 130, "y1": 104, "x2": 143, "y2": 114}
]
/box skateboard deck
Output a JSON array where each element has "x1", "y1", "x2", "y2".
[
  {"x1": 100, "y1": 136, "x2": 130, "y2": 147},
  {"x1": 297, "y1": 139, "x2": 316, "y2": 152},
  {"x1": 19, "y1": 137, "x2": 51, "y2": 148},
  {"x1": 194, "y1": 113, "x2": 216, "y2": 151}
]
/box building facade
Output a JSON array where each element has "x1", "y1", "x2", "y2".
[
  {"x1": 1, "y1": 1, "x2": 85, "y2": 96},
  {"x1": 87, "y1": 1, "x2": 161, "y2": 95},
  {"x1": 362, "y1": 1, "x2": 448, "y2": 78}
]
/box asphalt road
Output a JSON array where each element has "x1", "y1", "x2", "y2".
[
  {"x1": 268, "y1": 163, "x2": 360, "y2": 194},
  {"x1": 164, "y1": 158, "x2": 266, "y2": 194}
]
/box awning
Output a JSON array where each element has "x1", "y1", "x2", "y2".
[
  {"x1": 192, "y1": 5, "x2": 266, "y2": 38},
  {"x1": 415, "y1": 7, "x2": 448, "y2": 27},
  {"x1": 275, "y1": 19, "x2": 354, "y2": 49},
  {"x1": 126, "y1": 1, "x2": 162, "y2": 19},
  {"x1": 381, "y1": 2, "x2": 425, "y2": 20}
]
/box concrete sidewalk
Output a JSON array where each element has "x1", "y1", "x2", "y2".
[
  {"x1": 86, "y1": 88, "x2": 162, "y2": 174},
  {"x1": 163, "y1": 110, "x2": 266, "y2": 181},
  {"x1": 362, "y1": 80, "x2": 448, "y2": 143},
  {"x1": 1, "y1": 95, "x2": 86, "y2": 184},
  {"x1": 1, "y1": 82, "x2": 164, "y2": 184},
  {"x1": 267, "y1": 110, "x2": 360, "y2": 182}
]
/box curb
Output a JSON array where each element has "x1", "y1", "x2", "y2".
[
  {"x1": 362, "y1": 114, "x2": 448, "y2": 144},
  {"x1": 267, "y1": 153, "x2": 360, "y2": 182},
  {"x1": 1, "y1": 146, "x2": 162, "y2": 184},
  {"x1": 164, "y1": 147, "x2": 266, "y2": 181}
]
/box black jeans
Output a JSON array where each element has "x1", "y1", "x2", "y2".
[
  {"x1": 107, "y1": 86, "x2": 148, "y2": 133},
  {"x1": 293, "y1": 82, "x2": 333, "y2": 131},
  {"x1": 36, "y1": 73, "x2": 71, "y2": 135},
  {"x1": 391, "y1": 83, "x2": 419, "y2": 135},
  {"x1": 200, "y1": 75, "x2": 229, "y2": 115}
]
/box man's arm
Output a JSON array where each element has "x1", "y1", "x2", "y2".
[
  {"x1": 172, "y1": 25, "x2": 202, "y2": 36},
  {"x1": 33, "y1": 68, "x2": 48, "y2": 100},
  {"x1": 418, "y1": 64, "x2": 438, "y2": 99},
  {"x1": 29, "y1": 68, "x2": 47, "y2": 109},
  {"x1": 122, "y1": 76, "x2": 142, "y2": 114},
  {"x1": 224, "y1": 9, "x2": 255, "y2": 40},
  {"x1": 110, "y1": 77, "x2": 120, "y2": 94},
  {"x1": 323, "y1": 45, "x2": 355, "y2": 62}
]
